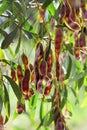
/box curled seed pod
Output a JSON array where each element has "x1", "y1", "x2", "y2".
[
  {"x1": 55, "y1": 28, "x2": 62, "y2": 59},
  {"x1": 22, "y1": 53, "x2": 28, "y2": 69},
  {"x1": 60, "y1": 4, "x2": 66, "y2": 24},
  {"x1": 35, "y1": 43, "x2": 43, "y2": 61},
  {"x1": 25, "y1": 69, "x2": 30, "y2": 80},
  {"x1": 74, "y1": 33, "x2": 80, "y2": 60},
  {"x1": 17, "y1": 65, "x2": 23, "y2": 82},
  {"x1": 44, "y1": 80, "x2": 52, "y2": 96},
  {"x1": 11, "y1": 68, "x2": 16, "y2": 81},
  {"x1": 17, "y1": 102, "x2": 25, "y2": 114},
  {"x1": 65, "y1": 18, "x2": 80, "y2": 31},
  {"x1": 39, "y1": 60, "x2": 47, "y2": 76}
]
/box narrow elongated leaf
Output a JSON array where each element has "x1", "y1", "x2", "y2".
[
  {"x1": 15, "y1": 30, "x2": 22, "y2": 54},
  {"x1": 42, "y1": 0, "x2": 53, "y2": 9},
  {"x1": 45, "y1": 39, "x2": 51, "y2": 61},
  {"x1": 48, "y1": 3, "x2": 55, "y2": 16},
  {"x1": 23, "y1": 30, "x2": 33, "y2": 39},
  {"x1": 4, "y1": 75, "x2": 22, "y2": 101},
  {"x1": 61, "y1": 88, "x2": 68, "y2": 109},
  {"x1": 78, "y1": 77, "x2": 84, "y2": 89},
  {"x1": 4, "y1": 84, "x2": 10, "y2": 123},
  {"x1": 1, "y1": 28, "x2": 18, "y2": 49},
  {"x1": 40, "y1": 100, "x2": 44, "y2": 121},
  {"x1": 0, "y1": 0, "x2": 9, "y2": 15},
  {"x1": 66, "y1": 56, "x2": 72, "y2": 79},
  {"x1": 67, "y1": 101, "x2": 73, "y2": 117},
  {"x1": 12, "y1": 110, "x2": 19, "y2": 120}
]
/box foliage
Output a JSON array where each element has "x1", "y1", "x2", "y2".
[{"x1": 0, "y1": 0, "x2": 87, "y2": 130}]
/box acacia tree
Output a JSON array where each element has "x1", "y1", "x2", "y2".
[{"x1": 0, "y1": 0, "x2": 87, "y2": 130}]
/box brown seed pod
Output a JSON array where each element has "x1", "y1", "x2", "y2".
[
  {"x1": 44, "y1": 80, "x2": 52, "y2": 96},
  {"x1": 22, "y1": 53, "x2": 28, "y2": 69},
  {"x1": 74, "y1": 33, "x2": 80, "y2": 60},
  {"x1": 11, "y1": 68, "x2": 16, "y2": 81},
  {"x1": 22, "y1": 69, "x2": 30, "y2": 94},
  {"x1": 35, "y1": 43, "x2": 44, "y2": 61},
  {"x1": 17, "y1": 65, "x2": 23, "y2": 82},
  {"x1": 17, "y1": 102, "x2": 25, "y2": 114},
  {"x1": 39, "y1": 60, "x2": 47, "y2": 76},
  {"x1": 56, "y1": 60, "x2": 60, "y2": 81},
  {"x1": 55, "y1": 28, "x2": 62, "y2": 59},
  {"x1": 29, "y1": 63, "x2": 34, "y2": 72}
]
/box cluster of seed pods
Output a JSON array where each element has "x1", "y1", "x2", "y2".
[
  {"x1": 74, "y1": 32, "x2": 86, "y2": 63},
  {"x1": 34, "y1": 42, "x2": 53, "y2": 96},
  {"x1": 60, "y1": 0, "x2": 81, "y2": 31},
  {"x1": 11, "y1": 53, "x2": 35, "y2": 114},
  {"x1": 55, "y1": 28, "x2": 65, "y2": 82}
]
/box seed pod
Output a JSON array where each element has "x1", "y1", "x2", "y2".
[
  {"x1": 44, "y1": 81, "x2": 52, "y2": 96},
  {"x1": 34, "y1": 60, "x2": 39, "y2": 86},
  {"x1": 11, "y1": 68, "x2": 16, "y2": 81},
  {"x1": 31, "y1": 72, "x2": 35, "y2": 82},
  {"x1": 39, "y1": 60, "x2": 47, "y2": 76},
  {"x1": 80, "y1": 33, "x2": 86, "y2": 63},
  {"x1": 29, "y1": 63, "x2": 34, "y2": 72},
  {"x1": 56, "y1": 60, "x2": 60, "y2": 81},
  {"x1": 74, "y1": 33, "x2": 80, "y2": 60},
  {"x1": 22, "y1": 53, "x2": 28, "y2": 69},
  {"x1": 17, "y1": 65, "x2": 23, "y2": 82},
  {"x1": 55, "y1": 28, "x2": 62, "y2": 59},
  {"x1": 22, "y1": 69, "x2": 30, "y2": 93},
  {"x1": 17, "y1": 102, "x2": 25, "y2": 114},
  {"x1": 60, "y1": 4, "x2": 66, "y2": 24},
  {"x1": 37, "y1": 79, "x2": 43, "y2": 93},
  {"x1": 28, "y1": 88, "x2": 34, "y2": 98},
  {"x1": 35, "y1": 43, "x2": 43, "y2": 61}
]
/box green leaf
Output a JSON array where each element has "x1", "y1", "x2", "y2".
[
  {"x1": 43, "y1": 108, "x2": 59, "y2": 127},
  {"x1": 54, "y1": 3, "x2": 62, "y2": 20},
  {"x1": 42, "y1": 0, "x2": 53, "y2": 9},
  {"x1": 69, "y1": 87, "x2": 77, "y2": 97},
  {"x1": 66, "y1": 55, "x2": 72, "y2": 79},
  {"x1": 15, "y1": 30, "x2": 22, "y2": 54},
  {"x1": 81, "y1": 96, "x2": 87, "y2": 107},
  {"x1": 0, "y1": 0, "x2": 9, "y2": 15},
  {"x1": 0, "y1": 96, "x2": 3, "y2": 113},
  {"x1": 61, "y1": 87, "x2": 68, "y2": 109},
  {"x1": 45, "y1": 39, "x2": 51, "y2": 61},
  {"x1": 48, "y1": 3, "x2": 55, "y2": 16},
  {"x1": 67, "y1": 101, "x2": 73, "y2": 117},
  {"x1": 4, "y1": 75, "x2": 22, "y2": 102},
  {"x1": 4, "y1": 84, "x2": 10, "y2": 123},
  {"x1": 28, "y1": 94, "x2": 38, "y2": 110},
  {"x1": 23, "y1": 30, "x2": 33, "y2": 39},
  {"x1": 40, "y1": 100, "x2": 45, "y2": 121},
  {"x1": 12, "y1": 110, "x2": 19, "y2": 121},
  {"x1": 1, "y1": 28, "x2": 18, "y2": 49},
  {"x1": 78, "y1": 77, "x2": 84, "y2": 89}
]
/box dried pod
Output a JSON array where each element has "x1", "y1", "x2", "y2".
[
  {"x1": 11, "y1": 68, "x2": 16, "y2": 81},
  {"x1": 35, "y1": 43, "x2": 43, "y2": 61},
  {"x1": 55, "y1": 28, "x2": 62, "y2": 59},
  {"x1": 56, "y1": 60, "x2": 60, "y2": 81},
  {"x1": 17, "y1": 65, "x2": 23, "y2": 82},
  {"x1": 80, "y1": 33, "x2": 86, "y2": 63},
  {"x1": 44, "y1": 80, "x2": 52, "y2": 96},
  {"x1": 17, "y1": 102, "x2": 25, "y2": 114},
  {"x1": 39, "y1": 60, "x2": 47, "y2": 76},
  {"x1": 37, "y1": 79, "x2": 43, "y2": 93},
  {"x1": 29, "y1": 63, "x2": 34, "y2": 72},
  {"x1": 22, "y1": 69, "x2": 30, "y2": 94},
  {"x1": 22, "y1": 53, "x2": 28, "y2": 69},
  {"x1": 74, "y1": 33, "x2": 80, "y2": 60}
]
